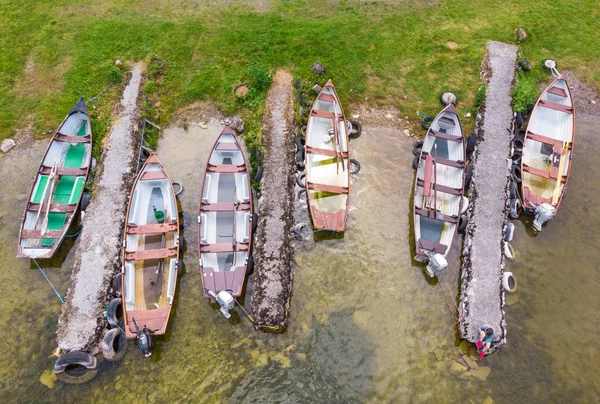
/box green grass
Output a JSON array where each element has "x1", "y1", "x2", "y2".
[{"x1": 1, "y1": 0, "x2": 599, "y2": 155}]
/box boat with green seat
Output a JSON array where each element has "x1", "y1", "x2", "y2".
[{"x1": 17, "y1": 98, "x2": 92, "y2": 259}]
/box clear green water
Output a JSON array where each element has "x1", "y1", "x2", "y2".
[{"x1": 0, "y1": 116, "x2": 598, "y2": 403}]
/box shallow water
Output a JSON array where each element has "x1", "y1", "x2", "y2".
[{"x1": 0, "y1": 114, "x2": 598, "y2": 403}]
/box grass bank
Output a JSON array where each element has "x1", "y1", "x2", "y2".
[{"x1": 1, "y1": 0, "x2": 598, "y2": 153}]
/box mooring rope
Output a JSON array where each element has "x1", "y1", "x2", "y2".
[
  {"x1": 65, "y1": 227, "x2": 83, "y2": 238},
  {"x1": 32, "y1": 258, "x2": 64, "y2": 304},
  {"x1": 87, "y1": 83, "x2": 113, "y2": 104},
  {"x1": 105, "y1": 305, "x2": 126, "y2": 333}
]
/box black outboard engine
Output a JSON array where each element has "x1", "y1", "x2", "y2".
[
  {"x1": 132, "y1": 317, "x2": 157, "y2": 357},
  {"x1": 532, "y1": 203, "x2": 555, "y2": 232}
]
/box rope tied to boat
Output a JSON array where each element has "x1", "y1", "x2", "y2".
[
  {"x1": 32, "y1": 258, "x2": 64, "y2": 304},
  {"x1": 105, "y1": 305, "x2": 126, "y2": 333}
]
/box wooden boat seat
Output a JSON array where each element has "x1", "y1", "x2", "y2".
[
  {"x1": 40, "y1": 166, "x2": 87, "y2": 176},
  {"x1": 429, "y1": 129, "x2": 462, "y2": 142},
  {"x1": 318, "y1": 93, "x2": 336, "y2": 103},
  {"x1": 421, "y1": 152, "x2": 465, "y2": 169},
  {"x1": 547, "y1": 86, "x2": 567, "y2": 97},
  {"x1": 199, "y1": 243, "x2": 249, "y2": 253},
  {"x1": 522, "y1": 163, "x2": 566, "y2": 182},
  {"x1": 310, "y1": 110, "x2": 344, "y2": 120},
  {"x1": 305, "y1": 145, "x2": 348, "y2": 158},
  {"x1": 200, "y1": 202, "x2": 251, "y2": 212},
  {"x1": 125, "y1": 247, "x2": 177, "y2": 261},
  {"x1": 526, "y1": 131, "x2": 565, "y2": 149},
  {"x1": 423, "y1": 155, "x2": 433, "y2": 197},
  {"x1": 215, "y1": 142, "x2": 239, "y2": 151},
  {"x1": 538, "y1": 99, "x2": 573, "y2": 114},
  {"x1": 416, "y1": 179, "x2": 462, "y2": 195},
  {"x1": 127, "y1": 223, "x2": 178, "y2": 235},
  {"x1": 307, "y1": 182, "x2": 349, "y2": 194},
  {"x1": 206, "y1": 164, "x2": 246, "y2": 173},
  {"x1": 56, "y1": 134, "x2": 91, "y2": 143},
  {"x1": 417, "y1": 238, "x2": 448, "y2": 254},
  {"x1": 414, "y1": 206, "x2": 458, "y2": 224},
  {"x1": 140, "y1": 171, "x2": 167, "y2": 181},
  {"x1": 27, "y1": 202, "x2": 77, "y2": 213},
  {"x1": 438, "y1": 117, "x2": 456, "y2": 126},
  {"x1": 21, "y1": 229, "x2": 65, "y2": 239}
]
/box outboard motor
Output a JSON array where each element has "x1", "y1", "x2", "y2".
[
  {"x1": 424, "y1": 251, "x2": 448, "y2": 277},
  {"x1": 533, "y1": 203, "x2": 555, "y2": 232},
  {"x1": 132, "y1": 317, "x2": 156, "y2": 357},
  {"x1": 207, "y1": 290, "x2": 235, "y2": 318}
]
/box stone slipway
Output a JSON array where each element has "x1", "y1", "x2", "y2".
[
  {"x1": 56, "y1": 64, "x2": 143, "y2": 353},
  {"x1": 250, "y1": 70, "x2": 296, "y2": 330},
  {"x1": 459, "y1": 42, "x2": 517, "y2": 349}
]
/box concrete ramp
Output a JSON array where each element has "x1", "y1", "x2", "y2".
[
  {"x1": 250, "y1": 71, "x2": 296, "y2": 331},
  {"x1": 54, "y1": 64, "x2": 143, "y2": 380},
  {"x1": 459, "y1": 42, "x2": 517, "y2": 351}
]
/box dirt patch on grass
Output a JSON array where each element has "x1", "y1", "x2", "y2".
[
  {"x1": 13, "y1": 55, "x2": 71, "y2": 100},
  {"x1": 169, "y1": 101, "x2": 224, "y2": 127}
]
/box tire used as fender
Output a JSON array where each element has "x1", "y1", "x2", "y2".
[
  {"x1": 465, "y1": 165, "x2": 474, "y2": 188},
  {"x1": 421, "y1": 116, "x2": 434, "y2": 130},
  {"x1": 54, "y1": 351, "x2": 98, "y2": 384},
  {"x1": 296, "y1": 150, "x2": 305, "y2": 171},
  {"x1": 106, "y1": 298, "x2": 123, "y2": 327},
  {"x1": 458, "y1": 215, "x2": 468, "y2": 234},
  {"x1": 177, "y1": 259, "x2": 183, "y2": 277},
  {"x1": 412, "y1": 141, "x2": 424, "y2": 156},
  {"x1": 296, "y1": 172, "x2": 306, "y2": 188},
  {"x1": 172, "y1": 182, "x2": 184, "y2": 197},
  {"x1": 511, "y1": 164, "x2": 522, "y2": 183},
  {"x1": 112, "y1": 274, "x2": 122, "y2": 297},
  {"x1": 349, "y1": 159, "x2": 361, "y2": 174},
  {"x1": 253, "y1": 165, "x2": 263, "y2": 182},
  {"x1": 246, "y1": 255, "x2": 255, "y2": 275},
  {"x1": 347, "y1": 120, "x2": 362, "y2": 139},
  {"x1": 102, "y1": 328, "x2": 127, "y2": 361},
  {"x1": 512, "y1": 136, "x2": 524, "y2": 153},
  {"x1": 466, "y1": 132, "x2": 477, "y2": 156},
  {"x1": 252, "y1": 212, "x2": 258, "y2": 233},
  {"x1": 412, "y1": 156, "x2": 419, "y2": 170}
]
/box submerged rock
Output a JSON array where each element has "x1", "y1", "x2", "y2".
[
  {"x1": 463, "y1": 355, "x2": 479, "y2": 370},
  {"x1": 39, "y1": 369, "x2": 57, "y2": 389},
  {"x1": 449, "y1": 362, "x2": 468, "y2": 377},
  {"x1": 434, "y1": 349, "x2": 444, "y2": 361},
  {"x1": 1, "y1": 139, "x2": 16, "y2": 153},
  {"x1": 471, "y1": 365, "x2": 491, "y2": 381}
]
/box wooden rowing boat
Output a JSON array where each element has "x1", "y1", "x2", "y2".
[
  {"x1": 198, "y1": 126, "x2": 254, "y2": 299},
  {"x1": 17, "y1": 98, "x2": 92, "y2": 259},
  {"x1": 121, "y1": 154, "x2": 180, "y2": 339},
  {"x1": 304, "y1": 80, "x2": 350, "y2": 232},
  {"x1": 521, "y1": 74, "x2": 575, "y2": 218},
  {"x1": 413, "y1": 104, "x2": 466, "y2": 268}
]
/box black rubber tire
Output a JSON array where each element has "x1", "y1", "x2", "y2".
[
  {"x1": 350, "y1": 159, "x2": 361, "y2": 175},
  {"x1": 509, "y1": 181, "x2": 518, "y2": 199},
  {"x1": 80, "y1": 191, "x2": 91, "y2": 212},
  {"x1": 149, "y1": 57, "x2": 164, "y2": 70},
  {"x1": 466, "y1": 132, "x2": 477, "y2": 155},
  {"x1": 112, "y1": 274, "x2": 122, "y2": 297},
  {"x1": 412, "y1": 141, "x2": 424, "y2": 156},
  {"x1": 514, "y1": 127, "x2": 526, "y2": 139},
  {"x1": 177, "y1": 259, "x2": 183, "y2": 277},
  {"x1": 254, "y1": 148, "x2": 263, "y2": 162},
  {"x1": 412, "y1": 156, "x2": 419, "y2": 170},
  {"x1": 253, "y1": 165, "x2": 263, "y2": 182},
  {"x1": 172, "y1": 182, "x2": 184, "y2": 197},
  {"x1": 293, "y1": 79, "x2": 301, "y2": 89},
  {"x1": 348, "y1": 120, "x2": 362, "y2": 139},
  {"x1": 54, "y1": 351, "x2": 98, "y2": 384},
  {"x1": 465, "y1": 165, "x2": 474, "y2": 188},
  {"x1": 458, "y1": 215, "x2": 468, "y2": 234},
  {"x1": 511, "y1": 150, "x2": 522, "y2": 165},
  {"x1": 511, "y1": 164, "x2": 522, "y2": 183},
  {"x1": 516, "y1": 112, "x2": 524, "y2": 128},
  {"x1": 246, "y1": 255, "x2": 254, "y2": 275},
  {"x1": 295, "y1": 136, "x2": 306, "y2": 152},
  {"x1": 301, "y1": 125, "x2": 307, "y2": 137},
  {"x1": 512, "y1": 137, "x2": 524, "y2": 153},
  {"x1": 296, "y1": 172, "x2": 306, "y2": 188},
  {"x1": 178, "y1": 235, "x2": 185, "y2": 250},
  {"x1": 252, "y1": 212, "x2": 258, "y2": 234},
  {"x1": 518, "y1": 59, "x2": 531, "y2": 72},
  {"x1": 297, "y1": 189, "x2": 307, "y2": 200},
  {"x1": 102, "y1": 328, "x2": 127, "y2": 361},
  {"x1": 421, "y1": 116, "x2": 434, "y2": 130},
  {"x1": 106, "y1": 298, "x2": 123, "y2": 327},
  {"x1": 296, "y1": 90, "x2": 310, "y2": 107}
]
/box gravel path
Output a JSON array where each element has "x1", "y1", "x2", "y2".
[
  {"x1": 56, "y1": 64, "x2": 143, "y2": 352},
  {"x1": 250, "y1": 70, "x2": 296, "y2": 330},
  {"x1": 459, "y1": 42, "x2": 517, "y2": 348}
]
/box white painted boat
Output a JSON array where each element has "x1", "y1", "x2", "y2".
[
  {"x1": 521, "y1": 74, "x2": 574, "y2": 231},
  {"x1": 17, "y1": 98, "x2": 92, "y2": 259},
  {"x1": 304, "y1": 80, "x2": 350, "y2": 232},
  {"x1": 121, "y1": 154, "x2": 180, "y2": 339},
  {"x1": 413, "y1": 104, "x2": 466, "y2": 275}
]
